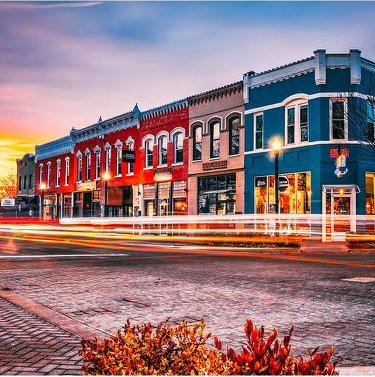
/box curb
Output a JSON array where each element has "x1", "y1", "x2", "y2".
[
  {"x1": 0, "y1": 289, "x2": 108, "y2": 340},
  {"x1": 338, "y1": 366, "x2": 375, "y2": 375}
]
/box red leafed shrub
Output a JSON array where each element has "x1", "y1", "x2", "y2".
[
  {"x1": 214, "y1": 320, "x2": 338, "y2": 375},
  {"x1": 81, "y1": 319, "x2": 338, "y2": 375}
]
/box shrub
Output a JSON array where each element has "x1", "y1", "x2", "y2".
[{"x1": 81, "y1": 319, "x2": 338, "y2": 375}]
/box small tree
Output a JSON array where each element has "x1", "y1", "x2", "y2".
[{"x1": 0, "y1": 174, "x2": 17, "y2": 200}]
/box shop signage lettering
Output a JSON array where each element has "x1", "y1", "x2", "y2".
[
  {"x1": 173, "y1": 180, "x2": 187, "y2": 198},
  {"x1": 77, "y1": 181, "x2": 96, "y2": 192},
  {"x1": 155, "y1": 169, "x2": 172, "y2": 183},
  {"x1": 143, "y1": 184, "x2": 156, "y2": 199},
  {"x1": 255, "y1": 177, "x2": 267, "y2": 188},
  {"x1": 203, "y1": 160, "x2": 227, "y2": 171},
  {"x1": 1, "y1": 198, "x2": 15, "y2": 207},
  {"x1": 278, "y1": 176, "x2": 289, "y2": 193},
  {"x1": 329, "y1": 148, "x2": 349, "y2": 158},
  {"x1": 122, "y1": 150, "x2": 135, "y2": 163},
  {"x1": 335, "y1": 152, "x2": 348, "y2": 178}
]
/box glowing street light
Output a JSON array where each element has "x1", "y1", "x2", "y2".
[
  {"x1": 103, "y1": 172, "x2": 111, "y2": 217},
  {"x1": 272, "y1": 138, "x2": 282, "y2": 214},
  {"x1": 40, "y1": 182, "x2": 47, "y2": 220}
]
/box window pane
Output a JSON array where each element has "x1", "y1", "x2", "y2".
[
  {"x1": 287, "y1": 125, "x2": 295, "y2": 144},
  {"x1": 333, "y1": 120, "x2": 345, "y2": 139},
  {"x1": 333, "y1": 102, "x2": 344, "y2": 119},
  {"x1": 210, "y1": 122, "x2": 220, "y2": 158},
  {"x1": 193, "y1": 126, "x2": 202, "y2": 160},
  {"x1": 229, "y1": 118, "x2": 240, "y2": 155}
]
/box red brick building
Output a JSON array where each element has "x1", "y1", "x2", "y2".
[{"x1": 138, "y1": 100, "x2": 189, "y2": 216}]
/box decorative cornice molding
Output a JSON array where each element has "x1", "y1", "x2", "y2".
[{"x1": 140, "y1": 99, "x2": 188, "y2": 121}]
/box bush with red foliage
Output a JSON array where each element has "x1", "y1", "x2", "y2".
[{"x1": 81, "y1": 319, "x2": 338, "y2": 375}]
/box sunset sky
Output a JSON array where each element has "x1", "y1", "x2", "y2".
[{"x1": 1, "y1": 1, "x2": 375, "y2": 176}]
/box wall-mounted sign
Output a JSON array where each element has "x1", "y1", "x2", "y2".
[
  {"x1": 202, "y1": 160, "x2": 227, "y2": 171},
  {"x1": 77, "y1": 181, "x2": 96, "y2": 192},
  {"x1": 330, "y1": 148, "x2": 349, "y2": 159},
  {"x1": 278, "y1": 176, "x2": 289, "y2": 193},
  {"x1": 255, "y1": 177, "x2": 267, "y2": 188},
  {"x1": 155, "y1": 168, "x2": 172, "y2": 182},
  {"x1": 122, "y1": 150, "x2": 135, "y2": 163},
  {"x1": 1, "y1": 198, "x2": 15, "y2": 207},
  {"x1": 335, "y1": 152, "x2": 348, "y2": 178}
]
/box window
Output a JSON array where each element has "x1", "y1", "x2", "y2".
[
  {"x1": 105, "y1": 147, "x2": 111, "y2": 173},
  {"x1": 65, "y1": 158, "x2": 70, "y2": 185},
  {"x1": 116, "y1": 146, "x2": 122, "y2": 176},
  {"x1": 331, "y1": 99, "x2": 347, "y2": 140},
  {"x1": 39, "y1": 164, "x2": 43, "y2": 186},
  {"x1": 29, "y1": 174, "x2": 32, "y2": 189},
  {"x1": 56, "y1": 160, "x2": 61, "y2": 187},
  {"x1": 95, "y1": 151, "x2": 101, "y2": 179},
  {"x1": 210, "y1": 121, "x2": 220, "y2": 158},
  {"x1": 255, "y1": 114, "x2": 264, "y2": 150},
  {"x1": 367, "y1": 101, "x2": 375, "y2": 143},
  {"x1": 173, "y1": 132, "x2": 183, "y2": 163},
  {"x1": 158, "y1": 135, "x2": 168, "y2": 166},
  {"x1": 23, "y1": 175, "x2": 27, "y2": 190},
  {"x1": 145, "y1": 139, "x2": 153, "y2": 168},
  {"x1": 77, "y1": 154, "x2": 82, "y2": 182},
  {"x1": 18, "y1": 176, "x2": 22, "y2": 190},
  {"x1": 86, "y1": 153, "x2": 91, "y2": 181},
  {"x1": 366, "y1": 172, "x2": 375, "y2": 215},
  {"x1": 287, "y1": 108, "x2": 295, "y2": 144},
  {"x1": 193, "y1": 125, "x2": 202, "y2": 161},
  {"x1": 286, "y1": 103, "x2": 309, "y2": 144},
  {"x1": 229, "y1": 117, "x2": 240, "y2": 155},
  {"x1": 47, "y1": 162, "x2": 51, "y2": 188},
  {"x1": 128, "y1": 141, "x2": 134, "y2": 174}
]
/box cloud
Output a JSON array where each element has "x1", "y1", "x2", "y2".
[{"x1": 0, "y1": 2, "x2": 102, "y2": 11}]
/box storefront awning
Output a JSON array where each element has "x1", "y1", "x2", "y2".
[{"x1": 322, "y1": 184, "x2": 360, "y2": 193}]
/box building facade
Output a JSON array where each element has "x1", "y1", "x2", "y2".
[
  {"x1": 243, "y1": 49, "x2": 375, "y2": 237},
  {"x1": 16, "y1": 153, "x2": 36, "y2": 198},
  {"x1": 35, "y1": 136, "x2": 75, "y2": 219},
  {"x1": 139, "y1": 100, "x2": 189, "y2": 217},
  {"x1": 188, "y1": 82, "x2": 245, "y2": 215}
]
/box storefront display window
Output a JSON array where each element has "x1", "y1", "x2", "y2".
[
  {"x1": 255, "y1": 172, "x2": 311, "y2": 214},
  {"x1": 198, "y1": 174, "x2": 236, "y2": 215},
  {"x1": 366, "y1": 172, "x2": 375, "y2": 215}
]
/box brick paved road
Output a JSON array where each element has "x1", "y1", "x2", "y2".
[
  {"x1": 0, "y1": 298, "x2": 82, "y2": 375},
  {"x1": 0, "y1": 236, "x2": 374, "y2": 371}
]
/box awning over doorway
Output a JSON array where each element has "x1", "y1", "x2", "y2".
[{"x1": 322, "y1": 184, "x2": 360, "y2": 193}]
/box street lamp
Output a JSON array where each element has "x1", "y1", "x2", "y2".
[
  {"x1": 103, "y1": 172, "x2": 110, "y2": 217},
  {"x1": 40, "y1": 182, "x2": 46, "y2": 220},
  {"x1": 272, "y1": 138, "x2": 282, "y2": 214}
]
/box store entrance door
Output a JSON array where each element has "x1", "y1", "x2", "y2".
[{"x1": 322, "y1": 185, "x2": 359, "y2": 242}]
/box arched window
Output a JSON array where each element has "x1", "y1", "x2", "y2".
[
  {"x1": 127, "y1": 140, "x2": 134, "y2": 174},
  {"x1": 173, "y1": 132, "x2": 184, "y2": 164},
  {"x1": 145, "y1": 139, "x2": 153, "y2": 168},
  {"x1": 193, "y1": 124, "x2": 202, "y2": 161},
  {"x1": 228, "y1": 116, "x2": 240, "y2": 155},
  {"x1": 86, "y1": 152, "x2": 91, "y2": 181},
  {"x1": 105, "y1": 146, "x2": 111, "y2": 173},
  {"x1": 39, "y1": 164, "x2": 44, "y2": 186},
  {"x1": 77, "y1": 153, "x2": 82, "y2": 182},
  {"x1": 158, "y1": 135, "x2": 168, "y2": 166},
  {"x1": 94, "y1": 149, "x2": 101, "y2": 179},
  {"x1": 47, "y1": 162, "x2": 51, "y2": 188},
  {"x1": 210, "y1": 121, "x2": 220, "y2": 158},
  {"x1": 56, "y1": 160, "x2": 61, "y2": 187}
]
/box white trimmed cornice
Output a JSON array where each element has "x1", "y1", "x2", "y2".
[{"x1": 245, "y1": 92, "x2": 371, "y2": 115}]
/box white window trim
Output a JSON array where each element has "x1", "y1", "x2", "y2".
[
  {"x1": 144, "y1": 139, "x2": 154, "y2": 168},
  {"x1": 105, "y1": 147, "x2": 111, "y2": 173},
  {"x1": 64, "y1": 157, "x2": 70, "y2": 186},
  {"x1": 95, "y1": 150, "x2": 101, "y2": 180},
  {"x1": 126, "y1": 140, "x2": 135, "y2": 175},
  {"x1": 86, "y1": 153, "x2": 91, "y2": 181},
  {"x1": 47, "y1": 162, "x2": 51, "y2": 188},
  {"x1": 209, "y1": 119, "x2": 221, "y2": 159},
  {"x1": 253, "y1": 112, "x2": 264, "y2": 151},
  {"x1": 225, "y1": 111, "x2": 243, "y2": 131},
  {"x1": 170, "y1": 127, "x2": 186, "y2": 141},
  {"x1": 158, "y1": 135, "x2": 168, "y2": 167},
  {"x1": 56, "y1": 159, "x2": 61, "y2": 187},
  {"x1": 116, "y1": 145, "x2": 123, "y2": 176},
  {"x1": 39, "y1": 163, "x2": 43, "y2": 186},
  {"x1": 330, "y1": 98, "x2": 348, "y2": 141},
  {"x1": 285, "y1": 99, "x2": 309, "y2": 146},
  {"x1": 172, "y1": 131, "x2": 184, "y2": 164},
  {"x1": 77, "y1": 154, "x2": 83, "y2": 183},
  {"x1": 191, "y1": 122, "x2": 203, "y2": 162}
]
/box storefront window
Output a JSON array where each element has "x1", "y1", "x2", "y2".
[
  {"x1": 254, "y1": 172, "x2": 311, "y2": 214},
  {"x1": 198, "y1": 174, "x2": 236, "y2": 215},
  {"x1": 366, "y1": 172, "x2": 375, "y2": 215}
]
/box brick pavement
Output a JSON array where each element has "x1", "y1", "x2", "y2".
[
  {"x1": 0, "y1": 255, "x2": 374, "y2": 368},
  {"x1": 0, "y1": 298, "x2": 82, "y2": 375}
]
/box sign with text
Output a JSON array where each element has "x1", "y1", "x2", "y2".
[
  {"x1": 202, "y1": 160, "x2": 227, "y2": 171},
  {"x1": 1, "y1": 198, "x2": 15, "y2": 207},
  {"x1": 330, "y1": 148, "x2": 349, "y2": 158},
  {"x1": 255, "y1": 176, "x2": 267, "y2": 188},
  {"x1": 77, "y1": 181, "x2": 96, "y2": 192},
  {"x1": 278, "y1": 176, "x2": 289, "y2": 193},
  {"x1": 122, "y1": 150, "x2": 135, "y2": 163}
]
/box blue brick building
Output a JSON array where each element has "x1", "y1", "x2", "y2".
[{"x1": 243, "y1": 50, "x2": 375, "y2": 238}]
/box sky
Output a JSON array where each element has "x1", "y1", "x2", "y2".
[{"x1": 1, "y1": 1, "x2": 375, "y2": 176}]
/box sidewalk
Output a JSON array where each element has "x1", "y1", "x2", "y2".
[{"x1": 0, "y1": 291, "x2": 103, "y2": 375}]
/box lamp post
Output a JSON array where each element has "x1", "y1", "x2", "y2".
[
  {"x1": 272, "y1": 138, "x2": 282, "y2": 214},
  {"x1": 40, "y1": 182, "x2": 46, "y2": 220},
  {"x1": 103, "y1": 172, "x2": 110, "y2": 217}
]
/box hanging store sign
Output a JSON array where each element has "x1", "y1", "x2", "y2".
[
  {"x1": 77, "y1": 181, "x2": 96, "y2": 192},
  {"x1": 334, "y1": 152, "x2": 348, "y2": 178},
  {"x1": 278, "y1": 176, "x2": 289, "y2": 193},
  {"x1": 202, "y1": 160, "x2": 227, "y2": 171},
  {"x1": 329, "y1": 148, "x2": 349, "y2": 158},
  {"x1": 122, "y1": 150, "x2": 135, "y2": 163}
]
